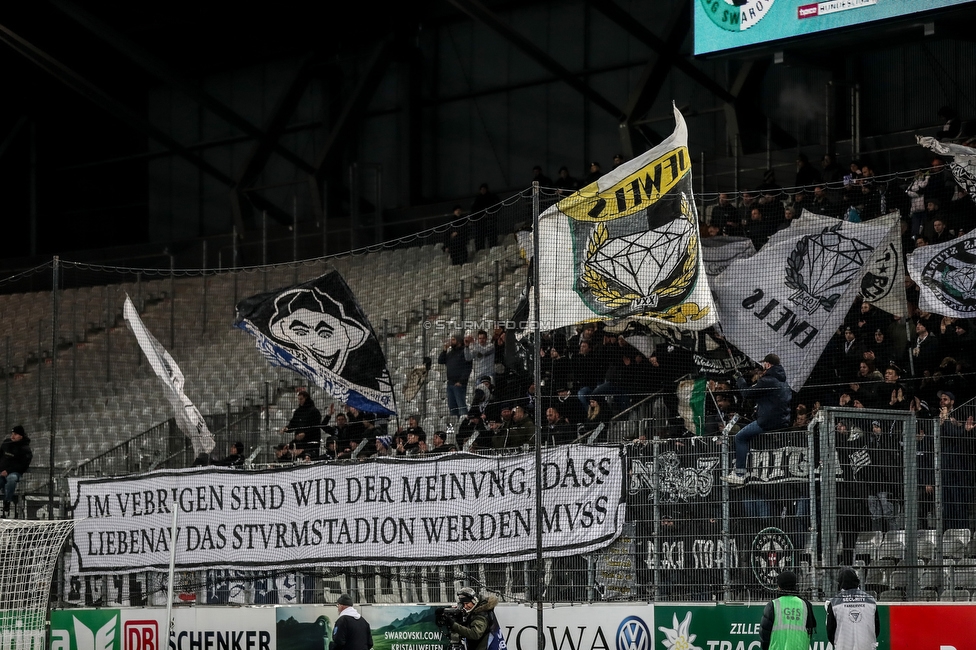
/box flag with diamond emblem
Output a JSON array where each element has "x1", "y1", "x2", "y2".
[
  {"x1": 531, "y1": 104, "x2": 717, "y2": 330},
  {"x1": 712, "y1": 215, "x2": 895, "y2": 390},
  {"x1": 907, "y1": 230, "x2": 976, "y2": 318}
]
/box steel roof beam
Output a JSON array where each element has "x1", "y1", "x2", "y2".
[
  {"x1": 312, "y1": 38, "x2": 394, "y2": 184},
  {"x1": 51, "y1": 0, "x2": 316, "y2": 176},
  {"x1": 587, "y1": 0, "x2": 737, "y2": 105},
  {"x1": 619, "y1": 2, "x2": 691, "y2": 150},
  {"x1": 0, "y1": 20, "x2": 291, "y2": 224},
  {"x1": 448, "y1": 0, "x2": 626, "y2": 122}
]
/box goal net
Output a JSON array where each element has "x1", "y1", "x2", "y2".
[{"x1": 0, "y1": 520, "x2": 75, "y2": 650}]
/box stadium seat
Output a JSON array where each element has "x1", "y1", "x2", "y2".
[
  {"x1": 944, "y1": 588, "x2": 971, "y2": 602},
  {"x1": 878, "y1": 530, "x2": 906, "y2": 562},
  {"x1": 887, "y1": 569, "x2": 907, "y2": 590},
  {"x1": 918, "y1": 529, "x2": 939, "y2": 563},
  {"x1": 952, "y1": 565, "x2": 976, "y2": 590},
  {"x1": 920, "y1": 567, "x2": 943, "y2": 590},
  {"x1": 864, "y1": 567, "x2": 885, "y2": 591},
  {"x1": 855, "y1": 531, "x2": 883, "y2": 564},
  {"x1": 878, "y1": 589, "x2": 905, "y2": 602},
  {"x1": 944, "y1": 529, "x2": 972, "y2": 559}
]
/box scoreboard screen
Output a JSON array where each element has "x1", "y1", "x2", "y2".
[{"x1": 694, "y1": 0, "x2": 976, "y2": 56}]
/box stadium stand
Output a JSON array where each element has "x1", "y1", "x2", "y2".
[{"x1": 0, "y1": 115, "x2": 974, "y2": 611}]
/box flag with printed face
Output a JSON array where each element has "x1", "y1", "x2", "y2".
[
  {"x1": 712, "y1": 216, "x2": 895, "y2": 390},
  {"x1": 532, "y1": 105, "x2": 716, "y2": 330},
  {"x1": 123, "y1": 296, "x2": 215, "y2": 456},
  {"x1": 907, "y1": 230, "x2": 976, "y2": 318},
  {"x1": 797, "y1": 210, "x2": 906, "y2": 316},
  {"x1": 234, "y1": 271, "x2": 396, "y2": 415}
]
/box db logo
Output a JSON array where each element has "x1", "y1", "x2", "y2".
[{"x1": 124, "y1": 621, "x2": 159, "y2": 650}]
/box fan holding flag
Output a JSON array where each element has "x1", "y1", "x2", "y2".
[{"x1": 721, "y1": 353, "x2": 792, "y2": 485}]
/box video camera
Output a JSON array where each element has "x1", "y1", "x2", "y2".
[{"x1": 435, "y1": 606, "x2": 465, "y2": 628}]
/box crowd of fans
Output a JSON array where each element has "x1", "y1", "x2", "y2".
[
  {"x1": 702, "y1": 151, "x2": 976, "y2": 256},
  {"x1": 198, "y1": 145, "x2": 976, "y2": 549},
  {"x1": 172, "y1": 145, "x2": 976, "y2": 599},
  {"x1": 436, "y1": 144, "x2": 976, "y2": 441}
]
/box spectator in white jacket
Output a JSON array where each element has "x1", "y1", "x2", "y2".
[{"x1": 465, "y1": 330, "x2": 495, "y2": 385}]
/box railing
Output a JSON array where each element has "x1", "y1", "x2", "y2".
[
  {"x1": 51, "y1": 403, "x2": 976, "y2": 608},
  {"x1": 69, "y1": 408, "x2": 266, "y2": 478}
]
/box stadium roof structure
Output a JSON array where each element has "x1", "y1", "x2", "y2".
[{"x1": 0, "y1": 0, "x2": 974, "y2": 265}]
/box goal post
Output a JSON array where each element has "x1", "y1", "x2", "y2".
[{"x1": 0, "y1": 519, "x2": 75, "y2": 650}]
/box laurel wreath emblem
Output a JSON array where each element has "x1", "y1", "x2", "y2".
[
  {"x1": 582, "y1": 193, "x2": 703, "y2": 321},
  {"x1": 785, "y1": 227, "x2": 843, "y2": 312}
]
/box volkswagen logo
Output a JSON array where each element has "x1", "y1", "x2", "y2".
[{"x1": 616, "y1": 616, "x2": 650, "y2": 650}]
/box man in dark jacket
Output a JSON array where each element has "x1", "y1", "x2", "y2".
[
  {"x1": 722, "y1": 354, "x2": 791, "y2": 484},
  {"x1": 281, "y1": 390, "x2": 322, "y2": 457},
  {"x1": 212, "y1": 441, "x2": 246, "y2": 467},
  {"x1": 330, "y1": 594, "x2": 372, "y2": 650},
  {"x1": 759, "y1": 571, "x2": 815, "y2": 650},
  {"x1": 447, "y1": 587, "x2": 500, "y2": 650},
  {"x1": 439, "y1": 335, "x2": 473, "y2": 418},
  {"x1": 826, "y1": 568, "x2": 879, "y2": 650},
  {"x1": 0, "y1": 426, "x2": 32, "y2": 517}
]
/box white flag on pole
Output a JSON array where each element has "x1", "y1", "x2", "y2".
[
  {"x1": 907, "y1": 230, "x2": 976, "y2": 318},
  {"x1": 122, "y1": 296, "x2": 215, "y2": 456},
  {"x1": 712, "y1": 216, "x2": 895, "y2": 390},
  {"x1": 532, "y1": 105, "x2": 716, "y2": 331}
]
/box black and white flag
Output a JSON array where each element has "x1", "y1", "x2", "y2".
[
  {"x1": 234, "y1": 272, "x2": 396, "y2": 415},
  {"x1": 917, "y1": 136, "x2": 976, "y2": 196},
  {"x1": 712, "y1": 215, "x2": 895, "y2": 390},
  {"x1": 532, "y1": 105, "x2": 716, "y2": 330},
  {"x1": 907, "y1": 231, "x2": 976, "y2": 318},
  {"x1": 701, "y1": 235, "x2": 756, "y2": 278}
]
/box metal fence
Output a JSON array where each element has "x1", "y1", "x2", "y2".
[{"x1": 50, "y1": 404, "x2": 976, "y2": 608}]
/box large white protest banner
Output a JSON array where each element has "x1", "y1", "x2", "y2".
[{"x1": 68, "y1": 447, "x2": 625, "y2": 573}]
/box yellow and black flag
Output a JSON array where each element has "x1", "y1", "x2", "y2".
[{"x1": 532, "y1": 105, "x2": 716, "y2": 331}]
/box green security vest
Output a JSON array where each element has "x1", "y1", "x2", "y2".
[{"x1": 769, "y1": 595, "x2": 810, "y2": 650}]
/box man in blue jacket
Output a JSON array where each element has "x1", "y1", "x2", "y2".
[{"x1": 722, "y1": 354, "x2": 792, "y2": 485}]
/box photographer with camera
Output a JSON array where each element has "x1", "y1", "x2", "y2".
[
  {"x1": 436, "y1": 587, "x2": 501, "y2": 650},
  {"x1": 330, "y1": 594, "x2": 372, "y2": 650}
]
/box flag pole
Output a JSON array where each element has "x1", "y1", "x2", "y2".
[
  {"x1": 164, "y1": 501, "x2": 178, "y2": 642},
  {"x1": 530, "y1": 180, "x2": 544, "y2": 640}
]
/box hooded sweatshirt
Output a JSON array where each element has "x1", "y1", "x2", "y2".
[
  {"x1": 826, "y1": 569, "x2": 879, "y2": 650},
  {"x1": 737, "y1": 363, "x2": 792, "y2": 430},
  {"x1": 330, "y1": 606, "x2": 372, "y2": 650}
]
